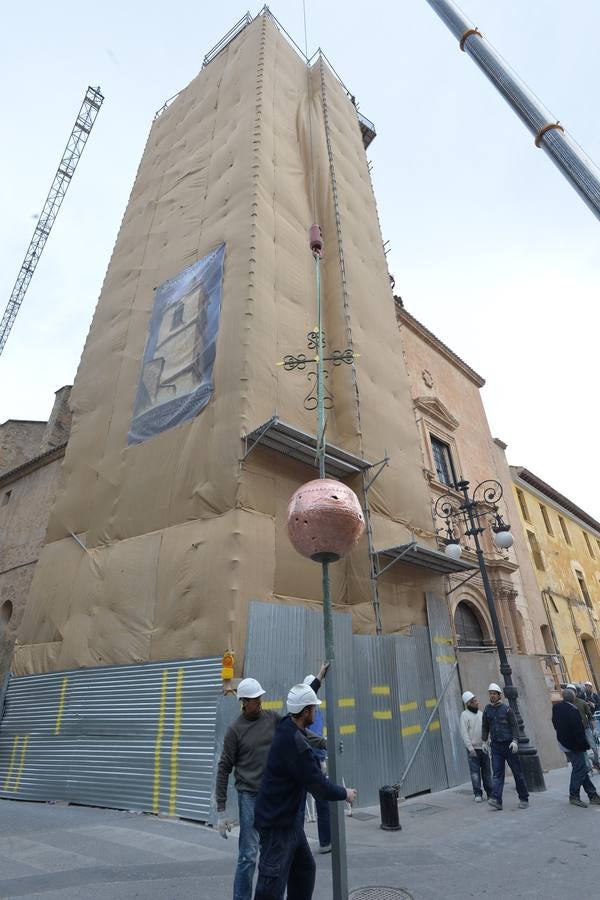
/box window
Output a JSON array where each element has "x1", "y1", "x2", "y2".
[
  {"x1": 171, "y1": 303, "x2": 184, "y2": 330},
  {"x1": 540, "y1": 624, "x2": 555, "y2": 655},
  {"x1": 583, "y1": 531, "x2": 596, "y2": 559},
  {"x1": 454, "y1": 601, "x2": 486, "y2": 648},
  {"x1": 576, "y1": 571, "x2": 592, "y2": 608},
  {"x1": 430, "y1": 436, "x2": 456, "y2": 487},
  {"x1": 539, "y1": 504, "x2": 554, "y2": 536},
  {"x1": 527, "y1": 531, "x2": 545, "y2": 571},
  {"x1": 1, "y1": 490, "x2": 11, "y2": 506},
  {"x1": 559, "y1": 516, "x2": 572, "y2": 545},
  {"x1": 516, "y1": 488, "x2": 530, "y2": 522}
]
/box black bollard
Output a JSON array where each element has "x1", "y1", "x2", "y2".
[{"x1": 379, "y1": 785, "x2": 401, "y2": 831}]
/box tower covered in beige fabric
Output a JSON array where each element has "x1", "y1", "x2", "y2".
[{"x1": 14, "y1": 13, "x2": 438, "y2": 675}]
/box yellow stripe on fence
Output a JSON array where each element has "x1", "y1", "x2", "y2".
[
  {"x1": 169, "y1": 667, "x2": 185, "y2": 816},
  {"x1": 340, "y1": 724, "x2": 356, "y2": 735},
  {"x1": 3, "y1": 736, "x2": 20, "y2": 790},
  {"x1": 436, "y1": 655, "x2": 455, "y2": 664},
  {"x1": 425, "y1": 699, "x2": 437, "y2": 708},
  {"x1": 428, "y1": 721, "x2": 441, "y2": 732},
  {"x1": 338, "y1": 698, "x2": 355, "y2": 708},
  {"x1": 54, "y1": 677, "x2": 69, "y2": 735},
  {"x1": 153, "y1": 670, "x2": 169, "y2": 814},
  {"x1": 402, "y1": 724, "x2": 422, "y2": 737},
  {"x1": 262, "y1": 700, "x2": 284, "y2": 710},
  {"x1": 399, "y1": 701, "x2": 417, "y2": 713},
  {"x1": 12, "y1": 736, "x2": 29, "y2": 792},
  {"x1": 433, "y1": 636, "x2": 453, "y2": 645},
  {"x1": 373, "y1": 710, "x2": 392, "y2": 720},
  {"x1": 371, "y1": 686, "x2": 390, "y2": 696}
]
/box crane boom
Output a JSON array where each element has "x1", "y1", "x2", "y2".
[
  {"x1": 425, "y1": 0, "x2": 600, "y2": 221},
  {"x1": 0, "y1": 85, "x2": 104, "y2": 357}
]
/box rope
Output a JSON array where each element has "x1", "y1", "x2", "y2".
[
  {"x1": 302, "y1": 0, "x2": 317, "y2": 222},
  {"x1": 317, "y1": 57, "x2": 365, "y2": 458}
]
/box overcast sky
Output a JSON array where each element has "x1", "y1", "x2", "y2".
[{"x1": 1, "y1": 1, "x2": 598, "y2": 515}]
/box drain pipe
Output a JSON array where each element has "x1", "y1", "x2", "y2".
[{"x1": 425, "y1": 0, "x2": 600, "y2": 220}]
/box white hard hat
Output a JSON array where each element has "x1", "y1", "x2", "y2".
[
  {"x1": 303, "y1": 675, "x2": 316, "y2": 685},
  {"x1": 488, "y1": 683, "x2": 502, "y2": 693},
  {"x1": 287, "y1": 683, "x2": 322, "y2": 714},
  {"x1": 584, "y1": 681, "x2": 593, "y2": 687},
  {"x1": 462, "y1": 691, "x2": 475, "y2": 704},
  {"x1": 566, "y1": 683, "x2": 577, "y2": 692},
  {"x1": 237, "y1": 677, "x2": 266, "y2": 700}
]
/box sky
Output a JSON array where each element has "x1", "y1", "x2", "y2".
[{"x1": 0, "y1": 1, "x2": 598, "y2": 514}]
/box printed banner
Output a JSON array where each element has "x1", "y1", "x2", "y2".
[{"x1": 128, "y1": 244, "x2": 225, "y2": 444}]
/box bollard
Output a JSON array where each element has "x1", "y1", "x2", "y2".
[{"x1": 379, "y1": 785, "x2": 401, "y2": 831}]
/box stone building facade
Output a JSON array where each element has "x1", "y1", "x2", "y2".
[
  {"x1": 510, "y1": 466, "x2": 600, "y2": 688},
  {"x1": 395, "y1": 301, "x2": 552, "y2": 664},
  {"x1": 0, "y1": 387, "x2": 71, "y2": 673}
]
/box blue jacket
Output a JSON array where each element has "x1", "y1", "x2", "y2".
[
  {"x1": 254, "y1": 715, "x2": 346, "y2": 829},
  {"x1": 482, "y1": 702, "x2": 518, "y2": 743}
]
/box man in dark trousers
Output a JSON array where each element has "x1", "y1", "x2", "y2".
[
  {"x1": 552, "y1": 687, "x2": 600, "y2": 807},
  {"x1": 253, "y1": 682, "x2": 356, "y2": 900},
  {"x1": 482, "y1": 682, "x2": 529, "y2": 811},
  {"x1": 215, "y1": 669, "x2": 327, "y2": 900}
]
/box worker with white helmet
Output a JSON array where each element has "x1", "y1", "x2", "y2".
[
  {"x1": 482, "y1": 682, "x2": 529, "y2": 811},
  {"x1": 215, "y1": 669, "x2": 328, "y2": 900},
  {"x1": 253, "y1": 683, "x2": 357, "y2": 900},
  {"x1": 459, "y1": 690, "x2": 492, "y2": 802}
]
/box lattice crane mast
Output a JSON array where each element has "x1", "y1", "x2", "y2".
[{"x1": 0, "y1": 85, "x2": 104, "y2": 357}]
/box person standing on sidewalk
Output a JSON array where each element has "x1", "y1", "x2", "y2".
[
  {"x1": 253, "y1": 683, "x2": 356, "y2": 900},
  {"x1": 215, "y1": 670, "x2": 327, "y2": 900},
  {"x1": 583, "y1": 681, "x2": 600, "y2": 712},
  {"x1": 459, "y1": 690, "x2": 492, "y2": 803},
  {"x1": 552, "y1": 687, "x2": 600, "y2": 808},
  {"x1": 566, "y1": 683, "x2": 600, "y2": 772},
  {"x1": 482, "y1": 682, "x2": 529, "y2": 811},
  {"x1": 302, "y1": 674, "x2": 331, "y2": 853}
]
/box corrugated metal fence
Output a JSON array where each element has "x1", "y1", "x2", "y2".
[
  {"x1": 244, "y1": 600, "x2": 468, "y2": 806},
  {"x1": 0, "y1": 656, "x2": 224, "y2": 821},
  {"x1": 0, "y1": 601, "x2": 468, "y2": 818}
]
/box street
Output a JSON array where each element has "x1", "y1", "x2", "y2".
[{"x1": 0, "y1": 764, "x2": 597, "y2": 899}]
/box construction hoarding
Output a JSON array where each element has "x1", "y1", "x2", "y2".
[{"x1": 14, "y1": 13, "x2": 438, "y2": 676}]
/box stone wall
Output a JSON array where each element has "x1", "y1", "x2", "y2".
[
  {"x1": 0, "y1": 421, "x2": 46, "y2": 474},
  {"x1": 0, "y1": 456, "x2": 66, "y2": 674}
]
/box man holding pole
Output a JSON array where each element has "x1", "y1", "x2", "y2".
[{"x1": 253, "y1": 682, "x2": 356, "y2": 900}]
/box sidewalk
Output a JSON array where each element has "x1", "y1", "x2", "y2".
[{"x1": 0, "y1": 765, "x2": 597, "y2": 899}]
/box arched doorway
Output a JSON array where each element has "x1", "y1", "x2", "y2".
[
  {"x1": 582, "y1": 636, "x2": 600, "y2": 690},
  {"x1": 454, "y1": 601, "x2": 486, "y2": 649}
]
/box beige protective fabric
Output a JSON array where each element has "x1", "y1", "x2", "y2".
[{"x1": 14, "y1": 14, "x2": 440, "y2": 676}]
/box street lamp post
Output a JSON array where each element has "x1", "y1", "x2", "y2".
[{"x1": 434, "y1": 478, "x2": 546, "y2": 792}]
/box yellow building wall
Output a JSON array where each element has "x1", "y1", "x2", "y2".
[{"x1": 511, "y1": 480, "x2": 600, "y2": 687}]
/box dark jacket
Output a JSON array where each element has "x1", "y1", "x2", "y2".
[
  {"x1": 552, "y1": 700, "x2": 589, "y2": 753},
  {"x1": 215, "y1": 677, "x2": 323, "y2": 808},
  {"x1": 482, "y1": 702, "x2": 518, "y2": 743},
  {"x1": 584, "y1": 690, "x2": 600, "y2": 713},
  {"x1": 254, "y1": 715, "x2": 346, "y2": 829}
]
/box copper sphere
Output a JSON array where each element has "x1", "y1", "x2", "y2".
[{"x1": 287, "y1": 478, "x2": 365, "y2": 563}]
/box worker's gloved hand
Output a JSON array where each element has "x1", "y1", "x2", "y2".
[
  {"x1": 469, "y1": 749, "x2": 477, "y2": 758},
  {"x1": 509, "y1": 740, "x2": 518, "y2": 754},
  {"x1": 217, "y1": 813, "x2": 232, "y2": 839},
  {"x1": 346, "y1": 788, "x2": 357, "y2": 805}
]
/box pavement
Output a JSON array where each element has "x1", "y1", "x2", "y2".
[{"x1": 0, "y1": 765, "x2": 598, "y2": 899}]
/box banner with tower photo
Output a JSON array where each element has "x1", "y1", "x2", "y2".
[{"x1": 128, "y1": 243, "x2": 225, "y2": 444}]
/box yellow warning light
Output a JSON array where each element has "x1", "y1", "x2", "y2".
[{"x1": 221, "y1": 650, "x2": 235, "y2": 681}]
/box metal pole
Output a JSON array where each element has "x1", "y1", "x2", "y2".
[
  {"x1": 314, "y1": 252, "x2": 349, "y2": 899},
  {"x1": 395, "y1": 662, "x2": 459, "y2": 793},
  {"x1": 425, "y1": 0, "x2": 600, "y2": 221},
  {"x1": 457, "y1": 480, "x2": 546, "y2": 791}
]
